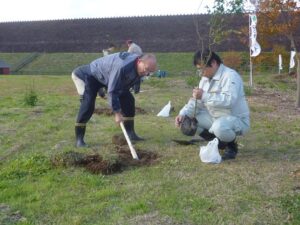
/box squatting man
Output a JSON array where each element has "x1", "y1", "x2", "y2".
[
  {"x1": 175, "y1": 49, "x2": 250, "y2": 160},
  {"x1": 72, "y1": 52, "x2": 157, "y2": 147}
]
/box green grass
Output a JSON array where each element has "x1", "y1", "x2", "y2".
[
  {"x1": 0, "y1": 64, "x2": 299, "y2": 224},
  {"x1": 2, "y1": 52, "x2": 293, "y2": 78},
  {"x1": 155, "y1": 52, "x2": 195, "y2": 76},
  {"x1": 18, "y1": 53, "x2": 103, "y2": 75},
  {"x1": 1, "y1": 52, "x2": 198, "y2": 76}
]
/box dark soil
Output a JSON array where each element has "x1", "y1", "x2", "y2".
[
  {"x1": 116, "y1": 146, "x2": 158, "y2": 167},
  {"x1": 51, "y1": 135, "x2": 158, "y2": 175},
  {"x1": 93, "y1": 107, "x2": 112, "y2": 116},
  {"x1": 84, "y1": 154, "x2": 122, "y2": 175},
  {"x1": 94, "y1": 107, "x2": 148, "y2": 116}
]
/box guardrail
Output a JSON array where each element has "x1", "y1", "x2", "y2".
[{"x1": 11, "y1": 52, "x2": 41, "y2": 72}]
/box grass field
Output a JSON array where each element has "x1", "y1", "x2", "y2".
[
  {"x1": 0, "y1": 54, "x2": 299, "y2": 224},
  {"x1": 0, "y1": 52, "x2": 195, "y2": 76}
]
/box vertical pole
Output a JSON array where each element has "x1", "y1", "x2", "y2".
[
  {"x1": 249, "y1": 58, "x2": 253, "y2": 87},
  {"x1": 296, "y1": 59, "x2": 300, "y2": 108},
  {"x1": 278, "y1": 55, "x2": 281, "y2": 74},
  {"x1": 249, "y1": 14, "x2": 253, "y2": 87}
]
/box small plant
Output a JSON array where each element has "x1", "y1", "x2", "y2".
[{"x1": 24, "y1": 81, "x2": 38, "y2": 106}]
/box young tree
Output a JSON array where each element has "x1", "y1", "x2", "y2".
[
  {"x1": 209, "y1": 0, "x2": 244, "y2": 46},
  {"x1": 194, "y1": 0, "x2": 244, "y2": 52},
  {"x1": 257, "y1": 0, "x2": 300, "y2": 107}
]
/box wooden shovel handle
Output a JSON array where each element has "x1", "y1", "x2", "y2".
[{"x1": 120, "y1": 122, "x2": 139, "y2": 160}]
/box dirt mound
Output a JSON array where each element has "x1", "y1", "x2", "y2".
[
  {"x1": 94, "y1": 108, "x2": 112, "y2": 116},
  {"x1": 94, "y1": 107, "x2": 147, "y2": 116},
  {"x1": 51, "y1": 138, "x2": 158, "y2": 175},
  {"x1": 51, "y1": 151, "x2": 121, "y2": 175},
  {"x1": 84, "y1": 154, "x2": 122, "y2": 175},
  {"x1": 116, "y1": 146, "x2": 158, "y2": 167}
]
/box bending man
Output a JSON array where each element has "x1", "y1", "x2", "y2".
[{"x1": 74, "y1": 52, "x2": 157, "y2": 147}]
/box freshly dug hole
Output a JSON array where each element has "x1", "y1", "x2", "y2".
[{"x1": 51, "y1": 135, "x2": 158, "y2": 175}]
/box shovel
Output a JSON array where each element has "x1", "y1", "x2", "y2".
[{"x1": 120, "y1": 122, "x2": 139, "y2": 160}]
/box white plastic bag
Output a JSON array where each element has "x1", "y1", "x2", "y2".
[
  {"x1": 157, "y1": 101, "x2": 171, "y2": 117},
  {"x1": 199, "y1": 138, "x2": 222, "y2": 164}
]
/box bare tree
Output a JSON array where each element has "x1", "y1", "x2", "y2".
[
  {"x1": 193, "y1": 0, "x2": 244, "y2": 60},
  {"x1": 257, "y1": 0, "x2": 300, "y2": 107}
]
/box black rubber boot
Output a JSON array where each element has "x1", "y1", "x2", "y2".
[
  {"x1": 222, "y1": 140, "x2": 238, "y2": 160},
  {"x1": 75, "y1": 125, "x2": 87, "y2": 147},
  {"x1": 218, "y1": 140, "x2": 228, "y2": 150},
  {"x1": 199, "y1": 130, "x2": 228, "y2": 149},
  {"x1": 123, "y1": 120, "x2": 144, "y2": 141},
  {"x1": 199, "y1": 129, "x2": 216, "y2": 141}
]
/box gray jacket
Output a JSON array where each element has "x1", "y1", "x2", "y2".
[{"x1": 90, "y1": 52, "x2": 141, "y2": 112}]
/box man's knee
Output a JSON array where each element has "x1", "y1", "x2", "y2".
[
  {"x1": 77, "y1": 95, "x2": 96, "y2": 123},
  {"x1": 210, "y1": 120, "x2": 235, "y2": 142}
]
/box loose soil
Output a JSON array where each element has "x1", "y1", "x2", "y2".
[{"x1": 51, "y1": 134, "x2": 158, "y2": 175}]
